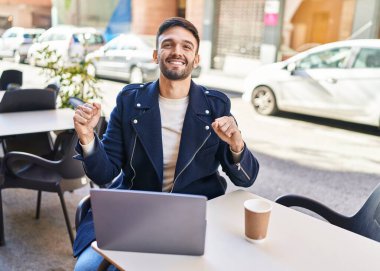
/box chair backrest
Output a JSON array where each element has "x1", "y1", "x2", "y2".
[
  {"x1": 75, "y1": 195, "x2": 91, "y2": 230},
  {"x1": 0, "y1": 70, "x2": 23, "y2": 90},
  {"x1": 2, "y1": 132, "x2": 53, "y2": 157},
  {"x1": 351, "y1": 184, "x2": 380, "y2": 242},
  {"x1": 53, "y1": 131, "x2": 85, "y2": 179},
  {"x1": 0, "y1": 88, "x2": 56, "y2": 113},
  {"x1": 46, "y1": 83, "x2": 60, "y2": 92}
]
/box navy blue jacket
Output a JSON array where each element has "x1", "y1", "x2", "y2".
[{"x1": 73, "y1": 80, "x2": 259, "y2": 257}]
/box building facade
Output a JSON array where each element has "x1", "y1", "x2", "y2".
[{"x1": 0, "y1": 0, "x2": 51, "y2": 33}]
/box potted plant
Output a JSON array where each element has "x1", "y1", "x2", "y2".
[{"x1": 35, "y1": 46, "x2": 102, "y2": 108}]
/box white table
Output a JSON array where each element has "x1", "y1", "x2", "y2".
[
  {"x1": 92, "y1": 190, "x2": 380, "y2": 271},
  {"x1": 0, "y1": 108, "x2": 74, "y2": 137}
]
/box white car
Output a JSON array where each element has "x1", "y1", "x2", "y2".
[
  {"x1": 86, "y1": 34, "x2": 158, "y2": 83},
  {"x1": 0, "y1": 27, "x2": 45, "y2": 63},
  {"x1": 27, "y1": 25, "x2": 104, "y2": 66},
  {"x1": 242, "y1": 39, "x2": 380, "y2": 128},
  {"x1": 86, "y1": 34, "x2": 202, "y2": 83}
]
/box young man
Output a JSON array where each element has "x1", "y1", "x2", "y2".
[{"x1": 73, "y1": 17, "x2": 259, "y2": 270}]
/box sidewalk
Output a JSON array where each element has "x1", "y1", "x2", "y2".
[{"x1": 193, "y1": 69, "x2": 246, "y2": 93}]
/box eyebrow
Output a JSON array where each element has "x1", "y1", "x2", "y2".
[{"x1": 161, "y1": 38, "x2": 195, "y2": 49}]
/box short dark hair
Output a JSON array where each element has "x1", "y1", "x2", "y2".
[{"x1": 156, "y1": 17, "x2": 200, "y2": 53}]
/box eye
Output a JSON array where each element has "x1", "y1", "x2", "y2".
[
  {"x1": 162, "y1": 43, "x2": 171, "y2": 48},
  {"x1": 183, "y1": 44, "x2": 193, "y2": 50}
]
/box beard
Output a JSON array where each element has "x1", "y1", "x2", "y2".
[{"x1": 159, "y1": 57, "x2": 195, "y2": 80}]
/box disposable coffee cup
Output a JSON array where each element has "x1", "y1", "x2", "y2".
[{"x1": 244, "y1": 198, "x2": 272, "y2": 243}]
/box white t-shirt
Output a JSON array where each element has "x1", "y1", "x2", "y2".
[{"x1": 158, "y1": 94, "x2": 189, "y2": 192}]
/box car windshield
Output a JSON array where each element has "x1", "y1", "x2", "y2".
[
  {"x1": 23, "y1": 33, "x2": 42, "y2": 39},
  {"x1": 109, "y1": 35, "x2": 153, "y2": 51},
  {"x1": 2, "y1": 30, "x2": 18, "y2": 38},
  {"x1": 73, "y1": 33, "x2": 104, "y2": 45},
  {"x1": 352, "y1": 48, "x2": 380, "y2": 68}
]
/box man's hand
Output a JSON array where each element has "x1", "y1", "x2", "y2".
[
  {"x1": 73, "y1": 102, "x2": 101, "y2": 145},
  {"x1": 211, "y1": 116, "x2": 244, "y2": 152}
]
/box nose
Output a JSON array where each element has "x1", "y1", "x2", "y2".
[{"x1": 172, "y1": 44, "x2": 182, "y2": 56}]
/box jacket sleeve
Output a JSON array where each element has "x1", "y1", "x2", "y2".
[
  {"x1": 74, "y1": 91, "x2": 126, "y2": 186},
  {"x1": 218, "y1": 142, "x2": 259, "y2": 187},
  {"x1": 216, "y1": 99, "x2": 259, "y2": 187}
]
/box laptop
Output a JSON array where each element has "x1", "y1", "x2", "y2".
[{"x1": 90, "y1": 189, "x2": 207, "y2": 255}]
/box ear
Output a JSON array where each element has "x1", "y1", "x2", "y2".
[
  {"x1": 193, "y1": 54, "x2": 200, "y2": 68},
  {"x1": 153, "y1": 50, "x2": 158, "y2": 64}
]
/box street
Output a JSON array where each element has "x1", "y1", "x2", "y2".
[{"x1": 1, "y1": 61, "x2": 380, "y2": 216}]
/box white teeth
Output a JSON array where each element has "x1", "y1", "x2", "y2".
[{"x1": 168, "y1": 60, "x2": 185, "y2": 65}]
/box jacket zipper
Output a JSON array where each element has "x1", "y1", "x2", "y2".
[
  {"x1": 170, "y1": 132, "x2": 211, "y2": 193},
  {"x1": 236, "y1": 162, "x2": 251, "y2": 180},
  {"x1": 128, "y1": 134, "x2": 137, "y2": 189}
]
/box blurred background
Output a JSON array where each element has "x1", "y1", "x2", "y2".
[
  {"x1": 0, "y1": 0, "x2": 379, "y2": 74},
  {"x1": 0, "y1": 0, "x2": 380, "y2": 270}
]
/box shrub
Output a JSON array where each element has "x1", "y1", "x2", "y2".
[{"x1": 36, "y1": 46, "x2": 102, "y2": 108}]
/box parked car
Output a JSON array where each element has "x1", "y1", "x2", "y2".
[
  {"x1": 0, "y1": 27, "x2": 45, "y2": 63},
  {"x1": 27, "y1": 25, "x2": 104, "y2": 66},
  {"x1": 86, "y1": 34, "x2": 202, "y2": 83},
  {"x1": 242, "y1": 39, "x2": 380, "y2": 128}
]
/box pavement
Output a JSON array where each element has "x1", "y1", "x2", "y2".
[
  {"x1": 193, "y1": 68, "x2": 246, "y2": 93},
  {"x1": 1, "y1": 60, "x2": 380, "y2": 270}
]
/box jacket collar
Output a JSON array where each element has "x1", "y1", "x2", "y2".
[{"x1": 134, "y1": 80, "x2": 210, "y2": 115}]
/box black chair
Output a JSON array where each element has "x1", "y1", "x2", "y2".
[
  {"x1": 0, "y1": 88, "x2": 57, "y2": 158},
  {"x1": 75, "y1": 195, "x2": 111, "y2": 271},
  {"x1": 0, "y1": 69, "x2": 23, "y2": 90},
  {"x1": 0, "y1": 88, "x2": 57, "y2": 113},
  {"x1": 275, "y1": 184, "x2": 380, "y2": 242},
  {"x1": 0, "y1": 130, "x2": 88, "y2": 246},
  {"x1": 46, "y1": 83, "x2": 60, "y2": 92}
]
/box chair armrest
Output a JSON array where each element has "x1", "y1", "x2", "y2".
[
  {"x1": 4, "y1": 151, "x2": 60, "y2": 175},
  {"x1": 275, "y1": 194, "x2": 350, "y2": 228},
  {"x1": 75, "y1": 195, "x2": 91, "y2": 230},
  {"x1": 0, "y1": 158, "x2": 4, "y2": 185}
]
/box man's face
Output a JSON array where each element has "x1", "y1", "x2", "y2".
[{"x1": 153, "y1": 26, "x2": 200, "y2": 81}]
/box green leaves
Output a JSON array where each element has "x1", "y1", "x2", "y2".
[{"x1": 36, "y1": 46, "x2": 102, "y2": 109}]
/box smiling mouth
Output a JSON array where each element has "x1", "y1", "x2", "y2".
[{"x1": 167, "y1": 59, "x2": 186, "y2": 66}]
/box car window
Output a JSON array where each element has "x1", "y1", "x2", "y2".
[
  {"x1": 120, "y1": 40, "x2": 138, "y2": 50},
  {"x1": 23, "y1": 33, "x2": 41, "y2": 39},
  {"x1": 3, "y1": 31, "x2": 17, "y2": 38},
  {"x1": 89, "y1": 34, "x2": 104, "y2": 45},
  {"x1": 297, "y1": 47, "x2": 351, "y2": 69},
  {"x1": 104, "y1": 42, "x2": 118, "y2": 51},
  {"x1": 39, "y1": 33, "x2": 52, "y2": 42},
  {"x1": 72, "y1": 33, "x2": 104, "y2": 45},
  {"x1": 51, "y1": 33, "x2": 69, "y2": 41},
  {"x1": 352, "y1": 48, "x2": 380, "y2": 68}
]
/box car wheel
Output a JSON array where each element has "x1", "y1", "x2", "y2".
[
  {"x1": 251, "y1": 86, "x2": 278, "y2": 115},
  {"x1": 14, "y1": 50, "x2": 21, "y2": 63},
  {"x1": 87, "y1": 63, "x2": 97, "y2": 77},
  {"x1": 130, "y1": 67, "x2": 143, "y2": 83}
]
